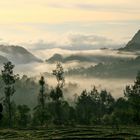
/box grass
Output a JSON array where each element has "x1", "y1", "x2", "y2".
[{"x1": 0, "y1": 126, "x2": 140, "y2": 139}]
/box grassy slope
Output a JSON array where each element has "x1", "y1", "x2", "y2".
[{"x1": 0, "y1": 126, "x2": 140, "y2": 139}]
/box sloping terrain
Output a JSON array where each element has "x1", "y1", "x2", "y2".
[
  {"x1": 46, "y1": 51, "x2": 135, "y2": 64},
  {"x1": 65, "y1": 56, "x2": 140, "y2": 78},
  {"x1": 119, "y1": 30, "x2": 140, "y2": 51},
  {"x1": 0, "y1": 126, "x2": 140, "y2": 139},
  {"x1": 0, "y1": 45, "x2": 42, "y2": 64}
]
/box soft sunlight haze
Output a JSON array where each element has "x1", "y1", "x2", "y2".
[{"x1": 0, "y1": 0, "x2": 139, "y2": 49}]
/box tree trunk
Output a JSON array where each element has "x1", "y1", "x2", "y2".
[{"x1": 8, "y1": 96, "x2": 12, "y2": 128}]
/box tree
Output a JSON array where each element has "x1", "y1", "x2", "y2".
[
  {"x1": 89, "y1": 87, "x2": 101, "y2": 124},
  {"x1": 49, "y1": 87, "x2": 63, "y2": 125},
  {"x1": 51, "y1": 62, "x2": 65, "y2": 102},
  {"x1": 75, "y1": 87, "x2": 115, "y2": 125},
  {"x1": 16, "y1": 105, "x2": 31, "y2": 127},
  {"x1": 1, "y1": 61, "x2": 17, "y2": 127},
  {"x1": 38, "y1": 76, "x2": 46, "y2": 125},
  {"x1": 49, "y1": 63, "x2": 65, "y2": 125},
  {"x1": 0, "y1": 103, "x2": 3, "y2": 120},
  {"x1": 50, "y1": 86, "x2": 63, "y2": 102},
  {"x1": 76, "y1": 90, "x2": 93, "y2": 124},
  {"x1": 113, "y1": 97, "x2": 133, "y2": 125},
  {"x1": 33, "y1": 76, "x2": 48, "y2": 126},
  {"x1": 100, "y1": 90, "x2": 115, "y2": 115},
  {"x1": 52, "y1": 62, "x2": 65, "y2": 88},
  {"x1": 124, "y1": 71, "x2": 140, "y2": 124}
]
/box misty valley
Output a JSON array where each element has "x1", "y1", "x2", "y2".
[{"x1": 0, "y1": 30, "x2": 140, "y2": 139}]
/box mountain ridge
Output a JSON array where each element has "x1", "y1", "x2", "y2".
[
  {"x1": 119, "y1": 30, "x2": 140, "y2": 51},
  {"x1": 46, "y1": 51, "x2": 135, "y2": 64},
  {"x1": 0, "y1": 45, "x2": 42, "y2": 64}
]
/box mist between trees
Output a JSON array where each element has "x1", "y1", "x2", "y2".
[{"x1": 0, "y1": 61, "x2": 140, "y2": 128}]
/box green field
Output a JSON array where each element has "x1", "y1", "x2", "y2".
[{"x1": 0, "y1": 126, "x2": 140, "y2": 139}]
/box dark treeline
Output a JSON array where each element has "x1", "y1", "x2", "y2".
[
  {"x1": 65, "y1": 56, "x2": 140, "y2": 78},
  {"x1": 0, "y1": 61, "x2": 140, "y2": 128}
]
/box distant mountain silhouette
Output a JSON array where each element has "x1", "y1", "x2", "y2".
[
  {"x1": 46, "y1": 52, "x2": 133, "y2": 64},
  {"x1": 120, "y1": 30, "x2": 140, "y2": 51},
  {"x1": 47, "y1": 54, "x2": 63, "y2": 63},
  {"x1": 0, "y1": 45, "x2": 42, "y2": 64},
  {"x1": 46, "y1": 54, "x2": 91, "y2": 63}
]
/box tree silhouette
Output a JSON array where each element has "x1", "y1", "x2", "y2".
[
  {"x1": 124, "y1": 71, "x2": 140, "y2": 124},
  {"x1": 52, "y1": 62, "x2": 65, "y2": 88},
  {"x1": 50, "y1": 63, "x2": 65, "y2": 125},
  {"x1": 1, "y1": 61, "x2": 17, "y2": 127},
  {"x1": 50, "y1": 86, "x2": 63, "y2": 102},
  {"x1": 38, "y1": 76, "x2": 46, "y2": 125},
  {"x1": 0, "y1": 103, "x2": 3, "y2": 120}
]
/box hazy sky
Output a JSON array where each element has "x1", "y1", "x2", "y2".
[{"x1": 0, "y1": 0, "x2": 140, "y2": 49}]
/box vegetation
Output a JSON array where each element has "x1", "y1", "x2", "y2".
[
  {"x1": 52, "y1": 62, "x2": 65, "y2": 88},
  {"x1": 0, "y1": 61, "x2": 140, "y2": 138},
  {"x1": 1, "y1": 62, "x2": 18, "y2": 127},
  {"x1": 65, "y1": 56, "x2": 140, "y2": 78},
  {"x1": 38, "y1": 76, "x2": 46, "y2": 125}
]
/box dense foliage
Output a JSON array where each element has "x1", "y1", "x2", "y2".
[{"x1": 0, "y1": 61, "x2": 140, "y2": 128}]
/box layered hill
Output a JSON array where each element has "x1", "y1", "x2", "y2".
[
  {"x1": 65, "y1": 56, "x2": 140, "y2": 78},
  {"x1": 46, "y1": 51, "x2": 135, "y2": 64},
  {"x1": 0, "y1": 45, "x2": 42, "y2": 64}
]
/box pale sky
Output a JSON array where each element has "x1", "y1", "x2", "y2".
[{"x1": 0, "y1": 0, "x2": 140, "y2": 49}]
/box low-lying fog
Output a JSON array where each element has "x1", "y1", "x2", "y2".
[
  {"x1": 0, "y1": 48, "x2": 136, "y2": 99},
  {"x1": 32, "y1": 48, "x2": 137, "y2": 60},
  {"x1": 13, "y1": 62, "x2": 134, "y2": 99},
  {"x1": 48, "y1": 76, "x2": 134, "y2": 99}
]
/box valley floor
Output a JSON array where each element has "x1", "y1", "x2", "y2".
[{"x1": 0, "y1": 126, "x2": 140, "y2": 139}]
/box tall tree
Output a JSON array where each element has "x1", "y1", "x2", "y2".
[
  {"x1": 49, "y1": 63, "x2": 65, "y2": 124},
  {"x1": 1, "y1": 61, "x2": 17, "y2": 127},
  {"x1": 124, "y1": 71, "x2": 140, "y2": 124},
  {"x1": 0, "y1": 103, "x2": 3, "y2": 120},
  {"x1": 76, "y1": 90, "x2": 93, "y2": 124},
  {"x1": 38, "y1": 76, "x2": 46, "y2": 125},
  {"x1": 52, "y1": 62, "x2": 65, "y2": 88},
  {"x1": 49, "y1": 86, "x2": 63, "y2": 125}
]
